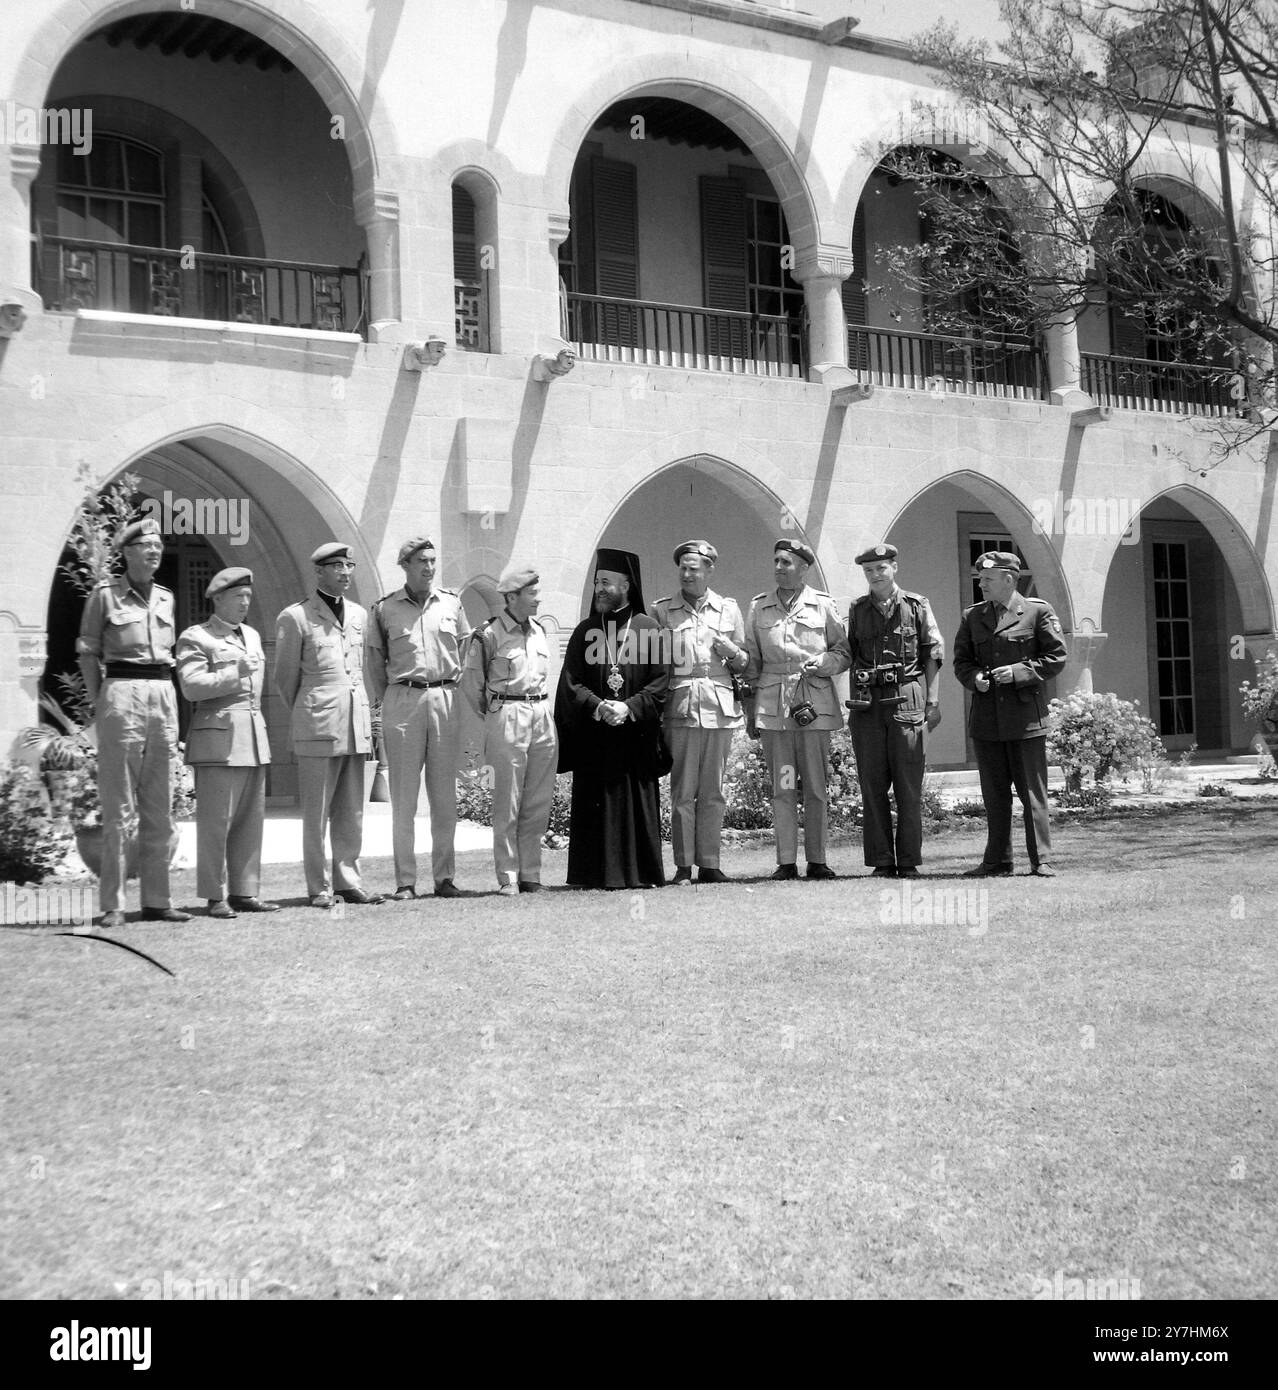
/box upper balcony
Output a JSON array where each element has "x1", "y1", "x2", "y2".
[{"x1": 28, "y1": 12, "x2": 367, "y2": 338}]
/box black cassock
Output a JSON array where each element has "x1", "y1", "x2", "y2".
[{"x1": 554, "y1": 609, "x2": 669, "y2": 889}]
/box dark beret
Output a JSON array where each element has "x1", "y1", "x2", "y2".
[
  {"x1": 972, "y1": 551, "x2": 1021, "y2": 575},
  {"x1": 774, "y1": 537, "x2": 816, "y2": 566},
  {"x1": 397, "y1": 536, "x2": 435, "y2": 565},
  {"x1": 114, "y1": 516, "x2": 162, "y2": 550},
  {"x1": 673, "y1": 539, "x2": 718, "y2": 565},
  {"x1": 206, "y1": 567, "x2": 253, "y2": 598},
  {"x1": 855, "y1": 542, "x2": 899, "y2": 566}
]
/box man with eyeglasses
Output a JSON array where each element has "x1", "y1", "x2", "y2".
[
  {"x1": 77, "y1": 515, "x2": 190, "y2": 928},
  {"x1": 275, "y1": 542, "x2": 384, "y2": 907}
]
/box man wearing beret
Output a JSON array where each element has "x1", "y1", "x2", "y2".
[
  {"x1": 461, "y1": 564, "x2": 557, "y2": 894},
  {"x1": 651, "y1": 540, "x2": 748, "y2": 884},
  {"x1": 367, "y1": 537, "x2": 473, "y2": 899},
  {"x1": 743, "y1": 538, "x2": 847, "y2": 880},
  {"x1": 176, "y1": 568, "x2": 279, "y2": 918},
  {"x1": 820, "y1": 543, "x2": 944, "y2": 878},
  {"x1": 276, "y1": 542, "x2": 383, "y2": 907},
  {"x1": 77, "y1": 515, "x2": 190, "y2": 927},
  {"x1": 953, "y1": 552, "x2": 1068, "y2": 876}
]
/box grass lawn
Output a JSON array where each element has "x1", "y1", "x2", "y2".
[{"x1": 2, "y1": 804, "x2": 1275, "y2": 1300}]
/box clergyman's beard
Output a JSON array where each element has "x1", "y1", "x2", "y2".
[{"x1": 594, "y1": 592, "x2": 625, "y2": 614}]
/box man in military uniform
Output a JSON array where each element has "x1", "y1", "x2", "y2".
[
  {"x1": 367, "y1": 537, "x2": 473, "y2": 899},
  {"x1": 743, "y1": 538, "x2": 847, "y2": 880},
  {"x1": 461, "y1": 564, "x2": 557, "y2": 895},
  {"x1": 176, "y1": 567, "x2": 279, "y2": 919},
  {"x1": 952, "y1": 551, "x2": 1068, "y2": 877},
  {"x1": 822, "y1": 543, "x2": 944, "y2": 878},
  {"x1": 275, "y1": 541, "x2": 383, "y2": 907},
  {"x1": 77, "y1": 515, "x2": 190, "y2": 928},
  {"x1": 651, "y1": 539, "x2": 748, "y2": 884}
]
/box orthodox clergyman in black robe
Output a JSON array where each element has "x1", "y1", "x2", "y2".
[{"x1": 554, "y1": 548, "x2": 670, "y2": 889}]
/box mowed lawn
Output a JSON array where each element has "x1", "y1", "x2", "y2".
[{"x1": 2, "y1": 806, "x2": 1275, "y2": 1301}]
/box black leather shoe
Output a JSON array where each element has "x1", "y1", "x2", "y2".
[
  {"x1": 434, "y1": 879, "x2": 462, "y2": 898},
  {"x1": 207, "y1": 900, "x2": 237, "y2": 919},
  {"x1": 389, "y1": 886, "x2": 417, "y2": 901},
  {"x1": 1031, "y1": 864, "x2": 1057, "y2": 877},
  {"x1": 771, "y1": 864, "x2": 799, "y2": 881},
  {"x1": 895, "y1": 866, "x2": 920, "y2": 878},
  {"x1": 140, "y1": 906, "x2": 191, "y2": 923},
  {"x1": 337, "y1": 889, "x2": 385, "y2": 905},
  {"x1": 517, "y1": 881, "x2": 544, "y2": 893},
  {"x1": 228, "y1": 897, "x2": 280, "y2": 912},
  {"x1": 870, "y1": 866, "x2": 896, "y2": 878},
  {"x1": 805, "y1": 863, "x2": 837, "y2": 880},
  {"x1": 697, "y1": 867, "x2": 730, "y2": 883},
  {"x1": 963, "y1": 864, "x2": 1012, "y2": 878},
  {"x1": 97, "y1": 910, "x2": 126, "y2": 930},
  {"x1": 671, "y1": 867, "x2": 694, "y2": 886}
]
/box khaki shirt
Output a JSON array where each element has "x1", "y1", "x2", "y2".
[
  {"x1": 367, "y1": 586, "x2": 473, "y2": 699},
  {"x1": 743, "y1": 586, "x2": 846, "y2": 731},
  {"x1": 77, "y1": 575, "x2": 176, "y2": 665},
  {"x1": 176, "y1": 615, "x2": 271, "y2": 766},
  {"x1": 461, "y1": 611, "x2": 553, "y2": 716},
  {"x1": 650, "y1": 588, "x2": 746, "y2": 729}
]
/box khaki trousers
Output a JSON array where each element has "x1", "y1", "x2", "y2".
[
  {"x1": 95, "y1": 679, "x2": 177, "y2": 912},
  {"x1": 194, "y1": 764, "x2": 266, "y2": 900},
  {"x1": 486, "y1": 701, "x2": 558, "y2": 884},
  {"x1": 383, "y1": 682, "x2": 461, "y2": 888},
  {"x1": 760, "y1": 728, "x2": 831, "y2": 866},
  {"x1": 666, "y1": 726, "x2": 734, "y2": 868},
  {"x1": 297, "y1": 754, "x2": 365, "y2": 896}
]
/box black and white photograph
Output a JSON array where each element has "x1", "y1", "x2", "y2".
[{"x1": 0, "y1": 0, "x2": 1274, "y2": 1342}]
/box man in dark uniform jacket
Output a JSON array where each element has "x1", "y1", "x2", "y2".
[{"x1": 953, "y1": 551, "x2": 1068, "y2": 876}]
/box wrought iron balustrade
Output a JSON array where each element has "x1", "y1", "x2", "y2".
[
  {"x1": 1080, "y1": 352, "x2": 1242, "y2": 417},
  {"x1": 847, "y1": 324, "x2": 1048, "y2": 400},
  {"x1": 37, "y1": 236, "x2": 368, "y2": 337},
  {"x1": 565, "y1": 291, "x2": 805, "y2": 377}
]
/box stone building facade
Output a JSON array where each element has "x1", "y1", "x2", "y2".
[{"x1": 1, "y1": 0, "x2": 1273, "y2": 795}]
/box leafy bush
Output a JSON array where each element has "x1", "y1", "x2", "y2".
[
  {"x1": 950, "y1": 798, "x2": 987, "y2": 818},
  {"x1": 1197, "y1": 782, "x2": 1231, "y2": 798},
  {"x1": 722, "y1": 733, "x2": 773, "y2": 830},
  {"x1": 920, "y1": 776, "x2": 948, "y2": 824},
  {"x1": 826, "y1": 731, "x2": 863, "y2": 830},
  {"x1": 1047, "y1": 690, "x2": 1165, "y2": 793},
  {"x1": 1053, "y1": 781, "x2": 1114, "y2": 813},
  {"x1": 1239, "y1": 649, "x2": 1278, "y2": 728},
  {"x1": 0, "y1": 764, "x2": 72, "y2": 884}
]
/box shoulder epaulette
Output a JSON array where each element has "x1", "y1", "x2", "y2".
[
  {"x1": 901, "y1": 589, "x2": 928, "y2": 603},
  {"x1": 374, "y1": 591, "x2": 398, "y2": 606},
  {"x1": 752, "y1": 592, "x2": 767, "y2": 602},
  {"x1": 652, "y1": 595, "x2": 670, "y2": 607},
  {"x1": 812, "y1": 590, "x2": 832, "y2": 598}
]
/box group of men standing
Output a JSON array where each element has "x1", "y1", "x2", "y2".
[{"x1": 76, "y1": 518, "x2": 1068, "y2": 927}]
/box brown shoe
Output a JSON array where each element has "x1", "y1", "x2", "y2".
[
  {"x1": 389, "y1": 886, "x2": 417, "y2": 901},
  {"x1": 207, "y1": 900, "x2": 237, "y2": 919},
  {"x1": 228, "y1": 897, "x2": 280, "y2": 912},
  {"x1": 97, "y1": 910, "x2": 126, "y2": 930},
  {"x1": 1031, "y1": 864, "x2": 1057, "y2": 877},
  {"x1": 310, "y1": 893, "x2": 334, "y2": 909}
]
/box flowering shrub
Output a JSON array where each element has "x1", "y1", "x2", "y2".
[
  {"x1": 1239, "y1": 649, "x2": 1278, "y2": 729},
  {"x1": 826, "y1": 730, "x2": 864, "y2": 830},
  {"x1": 1047, "y1": 690, "x2": 1165, "y2": 793},
  {"x1": 0, "y1": 764, "x2": 71, "y2": 883},
  {"x1": 722, "y1": 733, "x2": 773, "y2": 830}
]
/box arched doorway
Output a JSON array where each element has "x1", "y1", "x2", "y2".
[
  {"x1": 584, "y1": 456, "x2": 820, "y2": 622},
  {"x1": 42, "y1": 432, "x2": 374, "y2": 801}
]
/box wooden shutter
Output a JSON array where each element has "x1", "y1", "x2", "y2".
[
  {"x1": 590, "y1": 157, "x2": 638, "y2": 346},
  {"x1": 844, "y1": 200, "x2": 869, "y2": 368},
  {"x1": 452, "y1": 184, "x2": 478, "y2": 283},
  {"x1": 700, "y1": 176, "x2": 749, "y2": 357}
]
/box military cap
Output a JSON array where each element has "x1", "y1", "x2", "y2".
[
  {"x1": 397, "y1": 536, "x2": 436, "y2": 565},
  {"x1": 774, "y1": 537, "x2": 816, "y2": 566},
  {"x1": 206, "y1": 566, "x2": 253, "y2": 598},
  {"x1": 114, "y1": 515, "x2": 162, "y2": 550},
  {"x1": 497, "y1": 563, "x2": 539, "y2": 594},
  {"x1": 855, "y1": 542, "x2": 899, "y2": 566},
  {"x1": 972, "y1": 550, "x2": 1021, "y2": 575},
  {"x1": 673, "y1": 538, "x2": 718, "y2": 565},
  {"x1": 311, "y1": 541, "x2": 354, "y2": 565}
]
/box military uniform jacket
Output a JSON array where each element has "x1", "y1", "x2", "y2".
[
  {"x1": 176, "y1": 615, "x2": 271, "y2": 766},
  {"x1": 78, "y1": 575, "x2": 176, "y2": 666},
  {"x1": 650, "y1": 589, "x2": 746, "y2": 729},
  {"x1": 367, "y1": 585, "x2": 472, "y2": 700},
  {"x1": 952, "y1": 595, "x2": 1068, "y2": 740},
  {"x1": 831, "y1": 589, "x2": 945, "y2": 680},
  {"x1": 274, "y1": 596, "x2": 372, "y2": 756},
  {"x1": 461, "y1": 610, "x2": 553, "y2": 717},
  {"x1": 743, "y1": 586, "x2": 847, "y2": 731}
]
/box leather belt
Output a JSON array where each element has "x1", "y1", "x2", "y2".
[
  {"x1": 395, "y1": 678, "x2": 456, "y2": 690},
  {"x1": 105, "y1": 663, "x2": 172, "y2": 680},
  {"x1": 494, "y1": 694, "x2": 547, "y2": 703}
]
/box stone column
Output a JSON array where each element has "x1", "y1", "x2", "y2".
[
  {"x1": 1045, "y1": 312, "x2": 1085, "y2": 403},
  {"x1": 3, "y1": 144, "x2": 44, "y2": 317},
  {"x1": 355, "y1": 186, "x2": 404, "y2": 342},
  {"x1": 792, "y1": 252, "x2": 852, "y2": 380},
  {"x1": 1062, "y1": 619, "x2": 1108, "y2": 694}
]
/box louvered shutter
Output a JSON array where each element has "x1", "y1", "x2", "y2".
[
  {"x1": 700, "y1": 176, "x2": 749, "y2": 357},
  {"x1": 591, "y1": 157, "x2": 638, "y2": 347},
  {"x1": 844, "y1": 200, "x2": 869, "y2": 368}
]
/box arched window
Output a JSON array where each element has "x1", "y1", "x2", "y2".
[{"x1": 56, "y1": 134, "x2": 165, "y2": 247}]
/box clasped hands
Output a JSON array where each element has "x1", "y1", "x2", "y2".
[
  {"x1": 974, "y1": 665, "x2": 1017, "y2": 692},
  {"x1": 596, "y1": 699, "x2": 631, "y2": 726}
]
